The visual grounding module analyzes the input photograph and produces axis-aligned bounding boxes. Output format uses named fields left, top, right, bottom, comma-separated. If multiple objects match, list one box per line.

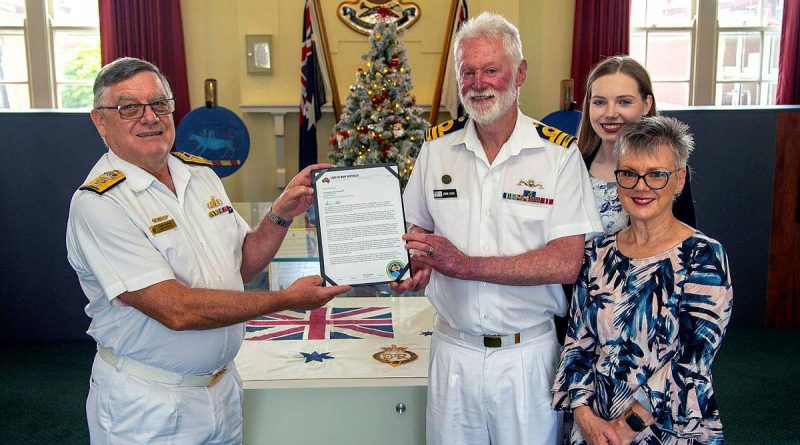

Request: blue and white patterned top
left=552, top=232, right=733, bottom=445
left=590, top=175, right=629, bottom=236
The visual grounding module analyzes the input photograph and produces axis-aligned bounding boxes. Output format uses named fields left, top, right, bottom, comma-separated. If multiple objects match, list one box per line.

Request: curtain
left=570, top=0, right=631, bottom=110
left=98, top=0, right=190, bottom=124
left=776, top=0, right=799, bottom=104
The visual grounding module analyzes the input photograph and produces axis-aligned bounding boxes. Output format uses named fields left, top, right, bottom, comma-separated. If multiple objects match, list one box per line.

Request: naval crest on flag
left=245, top=306, right=394, bottom=341
left=373, top=344, right=419, bottom=367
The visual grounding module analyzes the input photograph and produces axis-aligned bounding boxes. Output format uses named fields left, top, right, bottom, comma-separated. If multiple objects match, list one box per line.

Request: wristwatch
left=623, top=406, right=647, bottom=433
left=266, top=207, right=292, bottom=228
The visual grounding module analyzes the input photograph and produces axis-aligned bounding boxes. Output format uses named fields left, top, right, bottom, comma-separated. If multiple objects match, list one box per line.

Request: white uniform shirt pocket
left=208, top=212, right=243, bottom=261
left=498, top=200, right=551, bottom=255
left=148, top=225, right=205, bottom=285
left=429, top=198, right=470, bottom=247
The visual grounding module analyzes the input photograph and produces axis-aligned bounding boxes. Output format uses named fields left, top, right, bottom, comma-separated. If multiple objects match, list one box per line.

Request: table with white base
left=235, top=296, right=433, bottom=445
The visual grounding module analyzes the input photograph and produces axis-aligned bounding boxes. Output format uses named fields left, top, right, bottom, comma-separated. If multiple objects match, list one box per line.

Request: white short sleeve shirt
left=403, top=112, right=603, bottom=335
left=66, top=150, right=250, bottom=374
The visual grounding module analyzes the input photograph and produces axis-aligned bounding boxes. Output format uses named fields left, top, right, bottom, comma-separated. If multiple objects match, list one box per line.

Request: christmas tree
left=329, top=21, right=428, bottom=186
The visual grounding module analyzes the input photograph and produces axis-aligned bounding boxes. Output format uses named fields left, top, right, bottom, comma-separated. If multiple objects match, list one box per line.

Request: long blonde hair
left=577, top=56, right=658, bottom=158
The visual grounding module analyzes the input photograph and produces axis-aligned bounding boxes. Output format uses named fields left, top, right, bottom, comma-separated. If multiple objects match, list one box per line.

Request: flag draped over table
left=245, top=306, right=394, bottom=341
left=441, top=0, right=469, bottom=118
left=235, top=296, right=433, bottom=381
left=299, top=0, right=328, bottom=169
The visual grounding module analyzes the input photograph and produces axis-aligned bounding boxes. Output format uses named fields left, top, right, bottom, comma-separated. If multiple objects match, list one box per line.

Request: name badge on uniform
left=433, top=189, right=458, bottom=199
left=150, top=219, right=177, bottom=235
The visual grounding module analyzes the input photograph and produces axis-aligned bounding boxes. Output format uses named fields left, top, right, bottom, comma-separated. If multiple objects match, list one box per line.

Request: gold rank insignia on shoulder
left=171, top=151, right=213, bottom=166
left=79, top=170, right=126, bottom=195
left=372, top=344, right=419, bottom=367
left=532, top=121, right=575, bottom=148
left=149, top=219, right=177, bottom=235
left=425, top=116, right=468, bottom=141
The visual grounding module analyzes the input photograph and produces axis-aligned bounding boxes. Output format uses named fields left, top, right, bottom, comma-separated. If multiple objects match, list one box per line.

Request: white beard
left=460, top=83, right=519, bottom=126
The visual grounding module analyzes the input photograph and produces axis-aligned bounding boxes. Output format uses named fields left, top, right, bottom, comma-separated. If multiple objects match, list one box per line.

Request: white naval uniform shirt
left=66, top=150, right=250, bottom=375
left=403, top=112, right=603, bottom=336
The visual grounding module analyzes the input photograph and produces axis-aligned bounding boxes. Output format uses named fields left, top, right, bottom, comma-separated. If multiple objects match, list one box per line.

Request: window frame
left=2, top=0, right=99, bottom=109
left=0, top=3, right=32, bottom=107
left=631, top=0, right=783, bottom=106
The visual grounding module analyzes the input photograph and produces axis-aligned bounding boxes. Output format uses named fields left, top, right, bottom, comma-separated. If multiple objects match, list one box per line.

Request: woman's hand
left=574, top=406, right=622, bottom=445
left=610, top=417, right=639, bottom=445
left=610, top=402, right=654, bottom=445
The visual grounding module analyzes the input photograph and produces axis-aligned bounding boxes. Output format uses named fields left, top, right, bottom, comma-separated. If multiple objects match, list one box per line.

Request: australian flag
left=299, top=0, right=326, bottom=169
left=245, top=306, right=394, bottom=341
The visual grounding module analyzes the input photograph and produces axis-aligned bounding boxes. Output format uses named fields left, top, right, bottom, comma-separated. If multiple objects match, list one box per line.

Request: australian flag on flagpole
left=299, top=0, right=327, bottom=169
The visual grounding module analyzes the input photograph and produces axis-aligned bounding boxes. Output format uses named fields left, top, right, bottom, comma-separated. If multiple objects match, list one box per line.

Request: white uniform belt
left=98, top=346, right=227, bottom=387
left=434, top=317, right=553, bottom=348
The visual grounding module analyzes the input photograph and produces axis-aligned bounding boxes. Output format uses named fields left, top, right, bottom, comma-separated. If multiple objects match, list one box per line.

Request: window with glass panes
left=630, top=0, right=783, bottom=106
left=0, top=0, right=99, bottom=109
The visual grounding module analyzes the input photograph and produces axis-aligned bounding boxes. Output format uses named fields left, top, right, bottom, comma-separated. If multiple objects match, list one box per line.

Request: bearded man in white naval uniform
left=394, top=13, right=603, bottom=445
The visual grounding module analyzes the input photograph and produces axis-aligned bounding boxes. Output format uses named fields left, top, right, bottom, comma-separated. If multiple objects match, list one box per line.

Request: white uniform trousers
left=86, top=353, right=243, bottom=445
left=426, top=326, right=562, bottom=445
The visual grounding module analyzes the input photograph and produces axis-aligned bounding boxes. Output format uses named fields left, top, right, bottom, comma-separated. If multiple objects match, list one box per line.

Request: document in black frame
left=312, top=164, right=410, bottom=286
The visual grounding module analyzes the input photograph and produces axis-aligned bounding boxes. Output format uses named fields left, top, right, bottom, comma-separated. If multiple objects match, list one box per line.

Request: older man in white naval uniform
left=395, top=13, right=603, bottom=445
left=66, top=57, right=349, bottom=444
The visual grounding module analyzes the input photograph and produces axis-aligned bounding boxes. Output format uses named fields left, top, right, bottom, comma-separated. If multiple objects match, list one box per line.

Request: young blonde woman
left=577, top=56, right=695, bottom=235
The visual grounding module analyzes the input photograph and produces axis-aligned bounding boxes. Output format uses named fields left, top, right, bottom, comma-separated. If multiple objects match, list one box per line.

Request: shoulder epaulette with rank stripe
left=79, top=170, right=126, bottom=195
left=171, top=151, right=212, bottom=166
left=425, top=116, right=468, bottom=141
left=532, top=122, right=575, bottom=148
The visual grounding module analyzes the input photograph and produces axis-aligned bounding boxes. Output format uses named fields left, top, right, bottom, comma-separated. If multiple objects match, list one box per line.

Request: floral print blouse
left=590, top=175, right=629, bottom=236
left=552, top=232, right=733, bottom=445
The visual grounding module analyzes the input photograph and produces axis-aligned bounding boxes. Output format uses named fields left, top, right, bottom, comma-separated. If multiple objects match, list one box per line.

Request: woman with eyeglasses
left=577, top=56, right=695, bottom=236
left=551, top=116, right=733, bottom=445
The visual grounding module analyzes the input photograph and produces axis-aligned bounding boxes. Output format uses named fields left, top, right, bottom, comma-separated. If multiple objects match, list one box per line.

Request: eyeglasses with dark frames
left=614, top=169, right=682, bottom=190
left=95, top=98, right=176, bottom=120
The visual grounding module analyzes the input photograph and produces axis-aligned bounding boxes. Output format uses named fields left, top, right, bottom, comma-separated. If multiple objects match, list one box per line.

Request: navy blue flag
left=300, top=0, right=326, bottom=169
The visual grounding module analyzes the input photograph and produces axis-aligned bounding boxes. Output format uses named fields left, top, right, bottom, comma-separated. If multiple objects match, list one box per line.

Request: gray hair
left=614, top=116, right=694, bottom=169
left=453, top=12, right=523, bottom=70
left=93, top=57, right=173, bottom=107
